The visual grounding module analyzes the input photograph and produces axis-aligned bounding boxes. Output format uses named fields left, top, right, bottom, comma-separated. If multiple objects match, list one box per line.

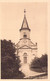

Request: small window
left=23, top=34, right=27, bottom=38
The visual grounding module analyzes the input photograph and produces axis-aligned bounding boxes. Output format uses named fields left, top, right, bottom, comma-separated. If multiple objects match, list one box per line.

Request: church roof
left=20, top=10, right=30, bottom=31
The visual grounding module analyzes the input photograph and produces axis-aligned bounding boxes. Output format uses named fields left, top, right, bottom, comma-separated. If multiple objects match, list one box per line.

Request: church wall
left=18, top=48, right=37, bottom=65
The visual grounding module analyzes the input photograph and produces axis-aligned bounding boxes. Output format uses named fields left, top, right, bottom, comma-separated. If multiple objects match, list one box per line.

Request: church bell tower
left=19, top=9, right=31, bottom=40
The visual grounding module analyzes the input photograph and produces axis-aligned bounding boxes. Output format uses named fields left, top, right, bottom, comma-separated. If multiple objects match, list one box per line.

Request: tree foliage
left=1, top=39, right=25, bottom=79
left=1, top=40, right=16, bottom=58
left=30, top=54, right=48, bottom=69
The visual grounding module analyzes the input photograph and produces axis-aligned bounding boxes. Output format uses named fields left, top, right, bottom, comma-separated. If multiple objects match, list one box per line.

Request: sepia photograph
left=0, top=1, right=48, bottom=79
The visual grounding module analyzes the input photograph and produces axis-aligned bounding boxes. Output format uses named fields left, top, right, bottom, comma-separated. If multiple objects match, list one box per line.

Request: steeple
left=20, top=9, right=30, bottom=31
left=20, top=10, right=31, bottom=39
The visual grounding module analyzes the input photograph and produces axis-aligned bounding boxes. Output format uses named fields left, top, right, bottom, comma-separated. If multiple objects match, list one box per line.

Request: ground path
left=19, top=64, right=46, bottom=78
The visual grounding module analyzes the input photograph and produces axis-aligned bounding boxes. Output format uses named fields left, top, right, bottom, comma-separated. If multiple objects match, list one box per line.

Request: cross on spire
left=24, top=9, right=26, bottom=14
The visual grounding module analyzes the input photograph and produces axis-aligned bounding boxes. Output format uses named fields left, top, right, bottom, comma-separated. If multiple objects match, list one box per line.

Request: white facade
left=16, top=12, right=37, bottom=73
left=19, top=48, right=37, bottom=64
left=16, top=39, right=37, bottom=65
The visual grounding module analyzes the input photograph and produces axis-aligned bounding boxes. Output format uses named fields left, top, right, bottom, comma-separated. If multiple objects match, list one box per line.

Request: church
left=16, top=10, right=37, bottom=73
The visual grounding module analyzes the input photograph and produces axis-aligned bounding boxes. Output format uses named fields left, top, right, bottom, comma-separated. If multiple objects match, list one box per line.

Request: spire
left=20, top=9, right=30, bottom=31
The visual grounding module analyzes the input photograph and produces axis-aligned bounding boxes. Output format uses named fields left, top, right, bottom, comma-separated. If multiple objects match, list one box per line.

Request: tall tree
left=1, top=39, right=24, bottom=79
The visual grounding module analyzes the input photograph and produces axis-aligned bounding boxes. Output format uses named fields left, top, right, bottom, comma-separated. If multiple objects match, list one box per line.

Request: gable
left=16, top=39, right=37, bottom=49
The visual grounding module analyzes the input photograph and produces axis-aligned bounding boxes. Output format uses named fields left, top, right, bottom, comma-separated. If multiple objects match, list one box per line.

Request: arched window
left=23, top=32, right=27, bottom=38
left=24, top=53, right=27, bottom=56
left=23, top=53, right=27, bottom=63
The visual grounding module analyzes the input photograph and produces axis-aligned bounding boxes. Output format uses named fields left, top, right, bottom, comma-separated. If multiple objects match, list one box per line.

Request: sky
left=0, top=2, right=47, bottom=57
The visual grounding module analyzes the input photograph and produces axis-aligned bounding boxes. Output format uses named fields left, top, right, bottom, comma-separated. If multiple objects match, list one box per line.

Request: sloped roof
left=21, top=15, right=29, bottom=29
left=20, top=13, right=30, bottom=31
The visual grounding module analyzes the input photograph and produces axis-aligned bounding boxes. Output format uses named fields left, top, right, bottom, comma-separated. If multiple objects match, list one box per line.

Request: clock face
left=24, top=40, right=27, bottom=43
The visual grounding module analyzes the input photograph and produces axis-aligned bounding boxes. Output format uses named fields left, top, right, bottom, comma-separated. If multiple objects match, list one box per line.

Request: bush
left=30, top=54, right=48, bottom=72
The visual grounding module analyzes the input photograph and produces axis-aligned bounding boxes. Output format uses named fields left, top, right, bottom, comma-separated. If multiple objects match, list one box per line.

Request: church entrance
left=23, top=53, right=27, bottom=63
